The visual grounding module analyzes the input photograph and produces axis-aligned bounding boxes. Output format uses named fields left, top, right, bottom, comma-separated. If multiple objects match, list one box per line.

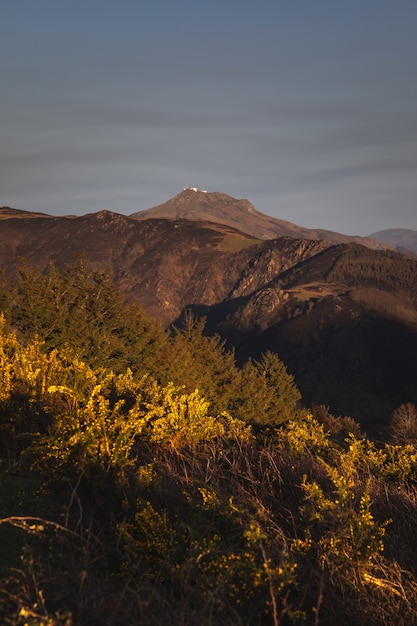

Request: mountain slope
left=193, top=243, right=417, bottom=433
left=0, top=206, right=53, bottom=220
left=1, top=202, right=416, bottom=430
left=131, top=188, right=389, bottom=249
left=370, top=228, right=417, bottom=254
left=0, top=209, right=262, bottom=323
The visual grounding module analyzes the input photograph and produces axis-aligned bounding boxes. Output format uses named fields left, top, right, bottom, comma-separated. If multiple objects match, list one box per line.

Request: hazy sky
left=2, top=1, right=417, bottom=235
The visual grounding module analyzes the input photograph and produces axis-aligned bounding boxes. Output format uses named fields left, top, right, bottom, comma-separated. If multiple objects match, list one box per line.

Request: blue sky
left=1, top=0, right=416, bottom=235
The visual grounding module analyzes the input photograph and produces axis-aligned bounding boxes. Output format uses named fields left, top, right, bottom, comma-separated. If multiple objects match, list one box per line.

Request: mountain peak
left=130, top=190, right=390, bottom=249
left=130, top=188, right=258, bottom=231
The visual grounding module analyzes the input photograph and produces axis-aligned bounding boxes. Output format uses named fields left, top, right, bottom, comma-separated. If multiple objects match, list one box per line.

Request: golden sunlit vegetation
left=1, top=261, right=417, bottom=625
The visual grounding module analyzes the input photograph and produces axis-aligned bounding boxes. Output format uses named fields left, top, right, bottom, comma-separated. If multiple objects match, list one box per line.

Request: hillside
left=195, top=243, right=417, bottom=433
left=131, top=188, right=389, bottom=250
left=370, top=228, right=417, bottom=254
left=0, top=209, right=261, bottom=323
left=2, top=298, right=417, bottom=625
left=0, top=206, right=53, bottom=220
left=0, top=203, right=416, bottom=430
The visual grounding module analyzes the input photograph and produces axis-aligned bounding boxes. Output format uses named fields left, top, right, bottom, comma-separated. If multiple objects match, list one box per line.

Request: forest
left=1, top=259, right=417, bottom=625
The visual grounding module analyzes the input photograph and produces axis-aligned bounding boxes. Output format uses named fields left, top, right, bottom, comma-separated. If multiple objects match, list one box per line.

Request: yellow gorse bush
left=0, top=315, right=61, bottom=404
left=275, top=414, right=329, bottom=455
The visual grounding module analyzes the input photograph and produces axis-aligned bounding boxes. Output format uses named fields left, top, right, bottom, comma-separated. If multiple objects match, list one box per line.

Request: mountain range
left=1, top=189, right=417, bottom=433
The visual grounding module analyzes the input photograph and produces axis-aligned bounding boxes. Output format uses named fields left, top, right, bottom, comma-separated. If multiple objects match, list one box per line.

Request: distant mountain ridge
left=2, top=190, right=410, bottom=252
left=2, top=191, right=415, bottom=255
left=370, top=228, right=417, bottom=255
left=130, top=188, right=390, bottom=250
left=0, top=206, right=53, bottom=220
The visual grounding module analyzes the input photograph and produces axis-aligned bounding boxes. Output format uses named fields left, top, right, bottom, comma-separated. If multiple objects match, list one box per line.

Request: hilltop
left=131, top=188, right=389, bottom=250
left=370, top=228, right=417, bottom=255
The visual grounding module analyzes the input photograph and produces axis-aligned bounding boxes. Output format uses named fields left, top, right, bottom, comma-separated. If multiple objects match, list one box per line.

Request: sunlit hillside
left=1, top=262, right=417, bottom=625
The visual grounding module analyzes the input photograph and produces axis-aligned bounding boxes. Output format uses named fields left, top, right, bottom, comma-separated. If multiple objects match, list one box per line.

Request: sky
left=1, top=0, right=417, bottom=236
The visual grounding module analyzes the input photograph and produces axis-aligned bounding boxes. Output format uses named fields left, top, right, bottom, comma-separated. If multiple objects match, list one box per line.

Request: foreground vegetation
left=1, top=262, right=417, bottom=625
